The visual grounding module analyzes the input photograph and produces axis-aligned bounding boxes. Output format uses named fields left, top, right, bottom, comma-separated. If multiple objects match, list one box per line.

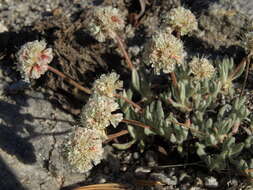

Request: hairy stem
left=122, top=119, right=151, bottom=129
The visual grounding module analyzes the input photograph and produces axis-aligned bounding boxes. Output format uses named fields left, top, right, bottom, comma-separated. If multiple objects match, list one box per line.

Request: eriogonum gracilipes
left=144, top=29, right=185, bottom=75
left=16, top=40, right=91, bottom=94
left=189, top=57, right=215, bottom=80
left=67, top=127, right=104, bottom=173
left=92, top=72, right=123, bottom=98
left=80, top=94, right=123, bottom=131
left=88, top=6, right=125, bottom=43
left=16, top=40, right=53, bottom=82
left=87, top=6, right=134, bottom=70
left=16, top=44, right=140, bottom=111
left=92, top=72, right=142, bottom=111
left=165, top=7, right=198, bottom=37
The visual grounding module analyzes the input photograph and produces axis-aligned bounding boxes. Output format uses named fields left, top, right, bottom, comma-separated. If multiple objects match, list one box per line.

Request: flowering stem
left=47, top=65, right=92, bottom=95
left=48, top=66, right=141, bottom=111
left=113, top=93, right=142, bottom=112
left=109, top=30, right=135, bottom=70
left=105, top=130, right=129, bottom=143
left=170, top=72, right=178, bottom=89
left=122, top=119, right=151, bottom=129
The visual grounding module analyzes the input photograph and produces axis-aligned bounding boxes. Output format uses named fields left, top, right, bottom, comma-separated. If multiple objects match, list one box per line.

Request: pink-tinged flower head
left=17, top=40, right=53, bottom=81
left=165, top=7, right=198, bottom=36
left=87, top=6, right=125, bottom=42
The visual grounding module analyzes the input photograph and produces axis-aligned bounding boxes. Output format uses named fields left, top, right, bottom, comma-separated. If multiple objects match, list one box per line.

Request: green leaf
left=206, top=134, right=218, bottom=146
left=112, top=140, right=136, bottom=150
left=155, top=100, right=164, bottom=120
left=131, top=68, right=141, bottom=92
left=206, top=118, right=213, bottom=129
left=179, top=83, right=186, bottom=104
left=196, top=143, right=206, bottom=157
left=231, top=60, right=246, bottom=80
left=223, top=137, right=235, bottom=149
left=228, top=143, right=244, bottom=157
left=245, top=136, right=253, bottom=149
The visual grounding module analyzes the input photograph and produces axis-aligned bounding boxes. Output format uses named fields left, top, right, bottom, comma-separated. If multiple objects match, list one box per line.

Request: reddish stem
left=109, top=30, right=135, bottom=70
left=105, top=130, right=129, bottom=143
left=48, top=66, right=141, bottom=112
left=114, top=93, right=142, bottom=112
left=48, top=65, right=92, bottom=95
left=170, top=72, right=178, bottom=89
left=122, top=119, right=151, bottom=129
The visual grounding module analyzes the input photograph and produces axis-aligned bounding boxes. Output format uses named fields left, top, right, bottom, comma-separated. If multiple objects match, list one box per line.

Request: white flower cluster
left=80, top=94, right=123, bottom=131
left=68, top=73, right=123, bottom=173
left=67, top=128, right=104, bottom=173
left=165, top=7, right=198, bottom=36
left=16, top=40, right=53, bottom=81
left=92, top=72, right=123, bottom=98
left=189, top=57, right=215, bottom=80
left=87, top=6, right=125, bottom=42
left=145, top=29, right=185, bottom=74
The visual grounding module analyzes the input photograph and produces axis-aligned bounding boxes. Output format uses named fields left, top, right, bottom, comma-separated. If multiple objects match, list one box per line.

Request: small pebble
left=135, top=167, right=151, bottom=175
left=150, top=172, right=178, bottom=186
left=120, top=165, right=127, bottom=172
left=123, top=153, right=132, bottom=163
left=133, top=152, right=139, bottom=159
left=145, top=150, right=157, bottom=167
left=204, top=176, right=219, bottom=188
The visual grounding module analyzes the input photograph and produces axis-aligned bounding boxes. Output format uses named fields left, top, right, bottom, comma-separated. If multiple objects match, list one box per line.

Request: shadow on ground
left=0, top=156, right=27, bottom=190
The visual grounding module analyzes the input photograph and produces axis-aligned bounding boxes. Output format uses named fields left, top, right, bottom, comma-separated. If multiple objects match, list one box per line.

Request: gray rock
left=197, top=0, right=253, bottom=49
left=0, top=90, right=86, bottom=190
left=232, top=0, right=253, bottom=20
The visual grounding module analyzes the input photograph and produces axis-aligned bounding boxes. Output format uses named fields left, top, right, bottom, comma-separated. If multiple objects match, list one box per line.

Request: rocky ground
left=0, top=0, right=253, bottom=189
